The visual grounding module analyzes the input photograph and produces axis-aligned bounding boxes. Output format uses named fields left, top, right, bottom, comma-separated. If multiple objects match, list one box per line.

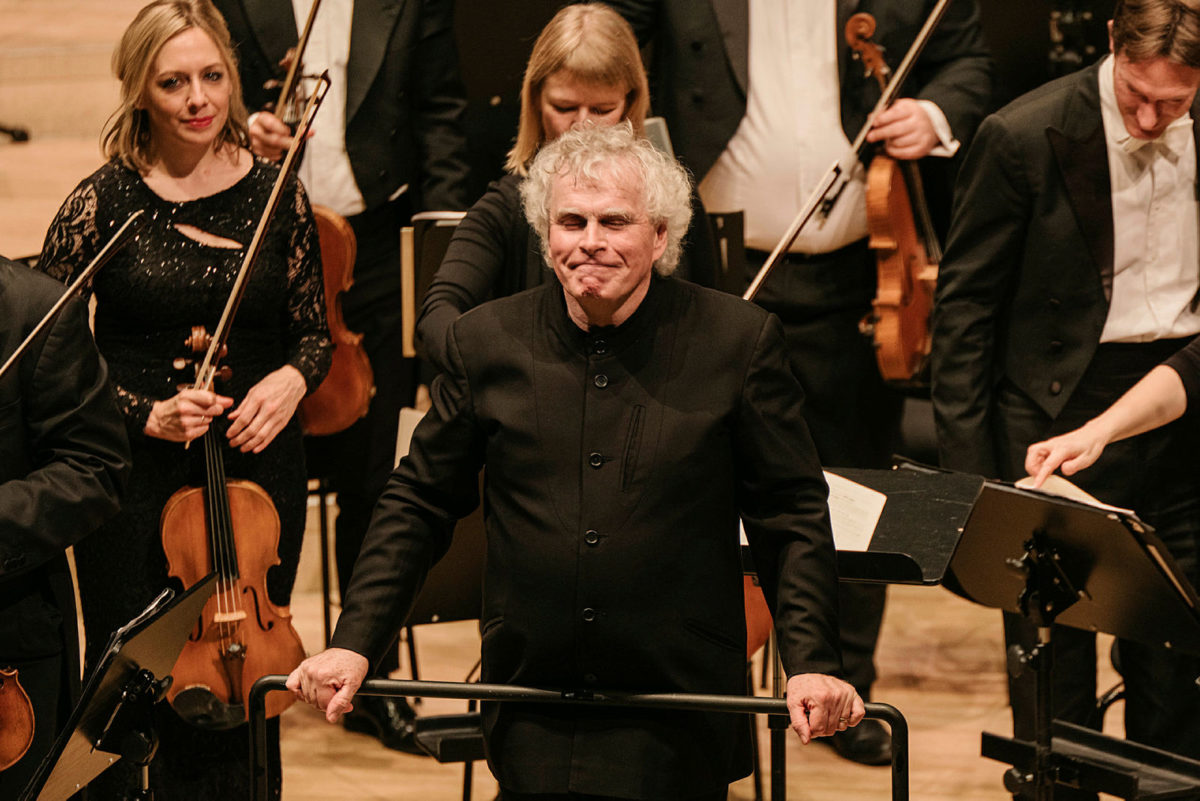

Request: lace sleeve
left=38, top=180, right=101, bottom=290
left=284, top=175, right=332, bottom=392
left=38, top=174, right=157, bottom=433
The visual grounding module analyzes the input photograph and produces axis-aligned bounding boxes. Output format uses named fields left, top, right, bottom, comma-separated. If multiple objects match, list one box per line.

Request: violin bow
left=274, top=0, right=324, bottom=122
left=0, top=209, right=146, bottom=382
left=743, top=0, right=953, bottom=302
left=191, top=72, right=332, bottom=395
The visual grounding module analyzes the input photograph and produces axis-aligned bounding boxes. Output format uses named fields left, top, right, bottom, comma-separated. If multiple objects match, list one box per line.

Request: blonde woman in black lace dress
left=37, top=1, right=330, bottom=797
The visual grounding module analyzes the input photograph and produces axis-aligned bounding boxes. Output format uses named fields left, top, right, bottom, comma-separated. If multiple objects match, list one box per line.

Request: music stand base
left=983, top=721, right=1200, bottom=800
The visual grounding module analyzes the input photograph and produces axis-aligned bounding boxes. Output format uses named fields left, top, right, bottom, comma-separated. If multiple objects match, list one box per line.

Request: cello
left=846, top=13, right=942, bottom=383
left=160, top=76, right=330, bottom=728
left=297, top=206, right=374, bottom=436
left=259, top=0, right=375, bottom=436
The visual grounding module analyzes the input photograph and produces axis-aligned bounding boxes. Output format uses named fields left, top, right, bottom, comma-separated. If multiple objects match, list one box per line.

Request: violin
left=159, top=77, right=330, bottom=727
left=0, top=667, right=34, bottom=771
left=846, top=13, right=941, bottom=383
left=161, top=328, right=305, bottom=727
left=265, top=0, right=323, bottom=127
left=297, top=206, right=374, bottom=436
left=743, top=0, right=953, bottom=364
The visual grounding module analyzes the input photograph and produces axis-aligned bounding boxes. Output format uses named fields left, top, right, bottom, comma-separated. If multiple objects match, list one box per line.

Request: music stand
left=947, top=481, right=1200, bottom=800
left=750, top=461, right=983, bottom=799
left=19, top=574, right=216, bottom=801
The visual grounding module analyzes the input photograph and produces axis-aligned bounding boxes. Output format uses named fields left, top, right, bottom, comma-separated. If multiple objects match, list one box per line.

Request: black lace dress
left=39, top=156, right=330, bottom=799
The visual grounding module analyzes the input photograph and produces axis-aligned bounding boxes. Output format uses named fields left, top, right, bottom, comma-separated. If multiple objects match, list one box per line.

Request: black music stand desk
left=20, top=574, right=216, bottom=801
left=947, top=480, right=1200, bottom=800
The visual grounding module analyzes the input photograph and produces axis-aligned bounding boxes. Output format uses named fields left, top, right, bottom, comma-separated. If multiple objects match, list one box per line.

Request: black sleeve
left=736, top=314, right=842, bottom=678
left=411, top=0, right=473, bottom=211
left=1165, top=336, right=1200, bottom=410
left=930, top=112, right=1030, bottom=478
left=416, top=178, right=527, bottom=374
left=0, top=293, right=129, bottom=579
left=329, top=320, right=485, bottom=665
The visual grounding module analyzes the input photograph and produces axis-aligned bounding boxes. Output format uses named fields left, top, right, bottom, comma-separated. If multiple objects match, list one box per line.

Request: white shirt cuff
left=915, top=99, right=960, bottom=158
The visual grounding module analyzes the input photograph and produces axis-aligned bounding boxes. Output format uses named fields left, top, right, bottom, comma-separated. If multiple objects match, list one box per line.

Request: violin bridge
left=213, top=610, right=247, bottom=624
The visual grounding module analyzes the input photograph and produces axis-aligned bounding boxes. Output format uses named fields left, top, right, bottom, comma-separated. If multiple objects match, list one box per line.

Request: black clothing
left=216, top=0, right=471, bottom=217
left=37, top=157, right=330, bottom=799
left=0, top=259, right=129, bottom=798
left=933, top=61, right=1200, bottom=761
left=612, top=0, right=994, bottom=704
left=416, top=173, right=719, bottom=376
left=333, top=277, right=841, bottom=799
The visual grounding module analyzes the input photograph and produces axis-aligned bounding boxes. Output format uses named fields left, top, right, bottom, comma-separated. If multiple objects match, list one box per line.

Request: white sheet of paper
left=737, top=471, right=886, bottom=551
left=822, top=471, right=886, bottom=551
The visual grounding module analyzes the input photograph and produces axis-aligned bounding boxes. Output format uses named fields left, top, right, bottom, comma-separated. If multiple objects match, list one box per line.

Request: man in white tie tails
left=932, top=0, right=1200, bottom=785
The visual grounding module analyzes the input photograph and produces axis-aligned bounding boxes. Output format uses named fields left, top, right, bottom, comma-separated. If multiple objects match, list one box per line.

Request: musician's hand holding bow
left=287, top=647, right=369, bottom=724
left=247, top=110, right=293, bottom=162
left=866, top=98, right=939, bottom=160
left=145, top=388, right=233, bottom=443
left=786, top=673, right=865, bottom=744
left=226, top=365, right=307, bottom=453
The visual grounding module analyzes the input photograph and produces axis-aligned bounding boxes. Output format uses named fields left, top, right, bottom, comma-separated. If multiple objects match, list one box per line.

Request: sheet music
left=738, top=470, right=886, bottom=551
left=823, top=471, right=886, bottom=551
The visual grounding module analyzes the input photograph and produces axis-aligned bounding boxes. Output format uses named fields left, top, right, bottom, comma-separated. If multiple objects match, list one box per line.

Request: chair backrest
left=401, top=211, right=467, bottom=358
left=707, top=211, right=748, bottom=296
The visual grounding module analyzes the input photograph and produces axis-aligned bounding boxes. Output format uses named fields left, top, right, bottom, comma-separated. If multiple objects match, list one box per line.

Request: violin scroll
left=845, top=12, right=890, bottom=83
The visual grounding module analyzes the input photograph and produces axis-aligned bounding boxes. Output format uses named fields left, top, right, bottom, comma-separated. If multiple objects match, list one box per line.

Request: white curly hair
left=520, top=121, right=693, bottom=276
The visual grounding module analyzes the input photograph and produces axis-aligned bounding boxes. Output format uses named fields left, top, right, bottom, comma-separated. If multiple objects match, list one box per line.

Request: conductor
left=288, top=123, right=862, bottom=800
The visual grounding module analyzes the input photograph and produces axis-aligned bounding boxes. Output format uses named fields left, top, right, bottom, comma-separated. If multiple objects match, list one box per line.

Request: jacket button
left=584, top=529, right=600, bottom=546
left=1048, top=297, right=1061, bottom=310
left=588, top=452, right=603, bottom=468
left=582, top=607, right=597, bottom=622
left=1049, top=381, right=1063, bottom=395
left=593, top=338, right=608, bottom=355
left=1049, top=340, right=1063, bottom=353
left=690, top=39, right=703, bottom=52
left=594, top=374, right=609, bottom=389
left=691, top=89, right=705, bottom=103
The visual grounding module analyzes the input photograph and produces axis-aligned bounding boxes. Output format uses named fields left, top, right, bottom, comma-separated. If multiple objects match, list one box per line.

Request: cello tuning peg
left=173, top=357, right=190, bottom=371
left=215, top=365, right=233, bottom=382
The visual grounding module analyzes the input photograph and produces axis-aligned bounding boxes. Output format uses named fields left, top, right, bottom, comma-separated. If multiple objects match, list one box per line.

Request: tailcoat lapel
left=241, top=0, right=299, bottom=73
left=346, top=0, right=404, bottom=125
left=710, top=0, right=749, bottom=96
left=1045, top=67, right=1114, bottom=302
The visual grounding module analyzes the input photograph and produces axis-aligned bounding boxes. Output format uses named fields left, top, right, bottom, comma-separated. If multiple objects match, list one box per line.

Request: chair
left=401, top=210, right=468, bottom=358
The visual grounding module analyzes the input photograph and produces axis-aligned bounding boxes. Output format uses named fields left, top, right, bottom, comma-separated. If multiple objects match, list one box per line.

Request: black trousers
left=994, top=338, right=1200, bottom=760
left=746, top=242, right=902, bottom=696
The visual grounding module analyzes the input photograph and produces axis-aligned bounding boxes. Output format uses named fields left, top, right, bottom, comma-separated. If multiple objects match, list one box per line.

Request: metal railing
left=248, top=676, right=908, bottom=800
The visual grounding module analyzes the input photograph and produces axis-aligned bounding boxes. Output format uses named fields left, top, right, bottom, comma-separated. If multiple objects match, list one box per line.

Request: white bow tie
left=1120, top=121, right=1193, bottom=158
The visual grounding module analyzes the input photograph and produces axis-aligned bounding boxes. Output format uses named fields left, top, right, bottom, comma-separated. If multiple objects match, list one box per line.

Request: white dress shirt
left=1098, top=54, right=1200, bottom=343
left=290, top=0, right=367, bottom=216
left=698, top=0, right=957, bottom=254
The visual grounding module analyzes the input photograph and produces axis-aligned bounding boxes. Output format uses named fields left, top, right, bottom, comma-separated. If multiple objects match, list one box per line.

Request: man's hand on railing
left=286, top=647, right=370, bottom=723
left=785, top=673, right=866, bottom=745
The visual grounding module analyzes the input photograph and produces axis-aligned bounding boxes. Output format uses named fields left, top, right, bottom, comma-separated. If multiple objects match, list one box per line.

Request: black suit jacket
left=931, top=60, right=1200, bottom=477
left=0, top=259, right=129, bottom=698
left=610, top=0, right=992, bottom=181
left=215, top=0, right=471, bottom=212
left=331, top=277, right=841, bottom=798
